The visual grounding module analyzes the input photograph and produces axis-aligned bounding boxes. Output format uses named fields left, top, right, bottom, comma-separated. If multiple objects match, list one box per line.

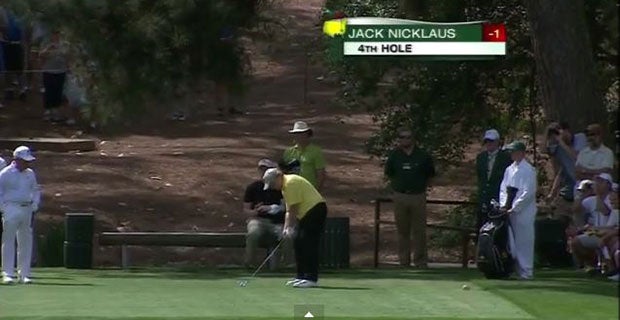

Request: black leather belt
left=8, top=202, right=32, bottom=207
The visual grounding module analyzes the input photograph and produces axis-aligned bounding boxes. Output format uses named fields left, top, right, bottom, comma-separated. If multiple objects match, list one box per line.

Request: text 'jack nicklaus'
left=346, top=28, right=457, bottom=39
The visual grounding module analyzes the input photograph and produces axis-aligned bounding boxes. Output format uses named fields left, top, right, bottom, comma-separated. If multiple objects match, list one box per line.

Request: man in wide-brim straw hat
left=282, top=121, right=326, bottom=191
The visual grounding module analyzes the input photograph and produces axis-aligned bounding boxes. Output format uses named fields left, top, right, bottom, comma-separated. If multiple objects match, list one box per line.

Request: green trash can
left=320, top=217, right=350, bottom=269
left=535, top=218, right=573, bottom=268
left=63, top=241, right=92, bottom=269
left=64, top=213, right=94, bottom=269
left=65, top=213, right=94, bottom=243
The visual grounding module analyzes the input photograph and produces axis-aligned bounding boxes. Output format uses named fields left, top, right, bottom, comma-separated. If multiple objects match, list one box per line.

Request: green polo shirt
left=283, top=143, right=326, bottom=188
left=384, top=147, right=435, bottom=194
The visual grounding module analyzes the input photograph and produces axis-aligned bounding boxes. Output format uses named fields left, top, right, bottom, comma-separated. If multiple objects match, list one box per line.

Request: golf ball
left=462, top=284, right=470, bottom=290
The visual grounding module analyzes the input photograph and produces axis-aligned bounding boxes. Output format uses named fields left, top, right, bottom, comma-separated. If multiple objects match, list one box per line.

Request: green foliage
left=429, top=193, right=478, bottom=248
left=324, top=0, right=535, bottom=164
left=5, top=0, right=263, bottom=124
left=37, top=222, right=65, bottom=267
left=324, top=0, right=616, bottom=166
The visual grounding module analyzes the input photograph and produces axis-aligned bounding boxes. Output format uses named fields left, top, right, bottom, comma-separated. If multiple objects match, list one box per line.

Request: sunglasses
left=586, top=132, right=598, bottom=137
left=398, top=135, right=411, bottom=139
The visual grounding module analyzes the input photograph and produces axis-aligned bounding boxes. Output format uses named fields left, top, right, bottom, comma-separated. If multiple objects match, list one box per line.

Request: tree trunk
left=399, top=0, right=426, bottom=19
left=524, top=0, right=605, bottom=132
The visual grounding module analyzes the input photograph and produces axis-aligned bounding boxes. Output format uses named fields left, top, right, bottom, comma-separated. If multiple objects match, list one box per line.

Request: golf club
left=238, top=238, right=284, bottom=287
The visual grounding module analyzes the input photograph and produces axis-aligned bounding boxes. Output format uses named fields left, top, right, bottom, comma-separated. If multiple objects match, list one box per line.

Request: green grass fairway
left=0, top=268, right=617, bottom=320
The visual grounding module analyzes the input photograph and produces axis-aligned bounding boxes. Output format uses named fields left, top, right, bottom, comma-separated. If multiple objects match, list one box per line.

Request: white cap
left=13, top=146, right=35, bottom=161
left=257, top=158, right=277, bottom=168
left=262, top=168, right=282, bottom=190
left=577, top=179, right=594, bottom=191
left=595, top=173, right=613, bottom=185
left=577, top=179, right=593, bottom=190
left=483, top=129, right=500, bottom=141
left=289, top=121, right=311, bottom=133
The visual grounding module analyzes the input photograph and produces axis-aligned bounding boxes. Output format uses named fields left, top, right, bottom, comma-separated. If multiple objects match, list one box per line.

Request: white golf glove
left=266, top=204, right=281, bottom=215
left=282, top=226, right=295, bottom=239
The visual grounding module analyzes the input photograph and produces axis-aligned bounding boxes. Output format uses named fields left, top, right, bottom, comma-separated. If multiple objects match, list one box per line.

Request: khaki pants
left=393, top=192, right=427, bottom=267
left=245, top=218, right=292, bottom=267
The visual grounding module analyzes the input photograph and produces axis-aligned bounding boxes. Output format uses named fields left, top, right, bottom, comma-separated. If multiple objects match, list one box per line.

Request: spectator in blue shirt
left=545, top=121, right=587, bottom=204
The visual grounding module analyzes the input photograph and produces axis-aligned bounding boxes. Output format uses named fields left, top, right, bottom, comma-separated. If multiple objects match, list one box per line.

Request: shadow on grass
left=317, top=285, right=371, bottom=290
left=478, top=270, right=619, bottom=298
left=40, top=268, right=618, bottom=299
left=84, top=267, right=475, bottom=282
left=31, top=276, right=73, bottom=281
left=33, top=282, right=96, bottom=287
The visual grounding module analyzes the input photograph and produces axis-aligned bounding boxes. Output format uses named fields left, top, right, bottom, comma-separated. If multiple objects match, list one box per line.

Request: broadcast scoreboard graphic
left=323, top=17, right=506, bottom=59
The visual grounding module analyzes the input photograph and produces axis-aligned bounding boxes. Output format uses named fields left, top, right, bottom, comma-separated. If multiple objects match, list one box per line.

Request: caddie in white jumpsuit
left=500, top=141, right=537, bottom=280
left=1, top=146, right=41, bottom=285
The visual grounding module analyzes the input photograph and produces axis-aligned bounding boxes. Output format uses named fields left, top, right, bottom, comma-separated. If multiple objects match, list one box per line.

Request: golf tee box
left=323, top=17, right=506, bottom=60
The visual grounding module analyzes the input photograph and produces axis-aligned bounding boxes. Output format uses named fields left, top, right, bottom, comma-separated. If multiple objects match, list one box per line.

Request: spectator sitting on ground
left=575, top=124, right=614, bottom=182
left=570, top=179, right=595, bottom=229
left=600, top=184, right=619, bottom=281
left=569, top=173, right=615, bottom=274
left=243, top=158, right=288, bottom=268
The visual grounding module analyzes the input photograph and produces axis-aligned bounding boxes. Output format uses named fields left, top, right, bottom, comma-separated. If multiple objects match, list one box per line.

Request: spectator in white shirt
left=1, top=146, right=41, bottom=285
left=569, top=173, right=614, bottom=273
left=575, top=124, right=614, bottom=181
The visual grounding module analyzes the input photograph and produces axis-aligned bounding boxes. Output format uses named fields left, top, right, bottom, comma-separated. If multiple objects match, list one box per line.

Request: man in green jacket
left=475, top=129, right=512, bottom=230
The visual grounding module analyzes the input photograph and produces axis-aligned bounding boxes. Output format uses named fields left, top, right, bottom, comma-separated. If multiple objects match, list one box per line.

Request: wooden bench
left=373, top=197, right=478, bottom=268
left=98, top=232, right=277, bottom=269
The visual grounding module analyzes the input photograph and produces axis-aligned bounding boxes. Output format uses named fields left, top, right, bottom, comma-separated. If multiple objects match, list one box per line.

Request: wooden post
left=121, top=245, right=130, bottom=269
left=373, top=199, right=381, bottom=268
left=461, top=231, right=469, bottom=269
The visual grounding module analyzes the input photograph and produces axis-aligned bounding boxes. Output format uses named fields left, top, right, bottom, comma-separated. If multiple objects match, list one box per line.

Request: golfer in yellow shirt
left=263, top=168, right=327, bottom=288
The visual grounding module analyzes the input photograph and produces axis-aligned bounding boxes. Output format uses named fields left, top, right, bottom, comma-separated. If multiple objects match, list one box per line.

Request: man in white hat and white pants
left=1, top=146, right=41, bottom=284
left=500, top=141, right=537, bottom=280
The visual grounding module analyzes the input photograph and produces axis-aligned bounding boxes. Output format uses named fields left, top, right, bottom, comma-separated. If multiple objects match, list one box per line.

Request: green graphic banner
left=344, top=24, right=481, bottom=42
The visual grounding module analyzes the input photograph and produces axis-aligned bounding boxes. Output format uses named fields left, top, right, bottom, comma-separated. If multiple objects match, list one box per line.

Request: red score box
left=482, top=23, right=506, bottom=42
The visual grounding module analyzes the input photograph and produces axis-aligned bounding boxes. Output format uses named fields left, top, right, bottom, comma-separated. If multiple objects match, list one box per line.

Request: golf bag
left=476, top=187, right=518, bottom=279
